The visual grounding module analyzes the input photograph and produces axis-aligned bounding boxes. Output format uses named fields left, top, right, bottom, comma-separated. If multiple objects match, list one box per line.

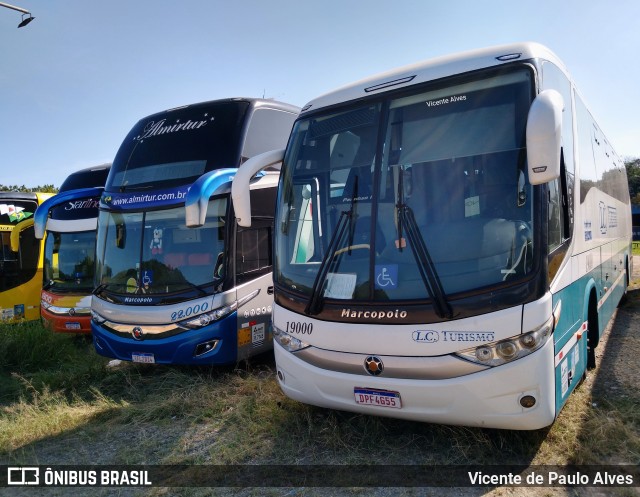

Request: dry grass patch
left=0, top=378, right=123, bottom=453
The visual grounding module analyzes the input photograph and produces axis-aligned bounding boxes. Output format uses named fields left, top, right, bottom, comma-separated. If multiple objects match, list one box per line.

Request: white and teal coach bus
left=234, top=43, right=632, bottom=429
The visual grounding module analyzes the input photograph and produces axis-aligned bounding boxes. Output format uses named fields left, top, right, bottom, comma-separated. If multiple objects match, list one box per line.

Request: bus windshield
left=1, top=197, right=39, bottom=293
left=107, top=101, right=250, bottom=191
left=275, top=67, right=535, bottom=304
left=95, top=198, right=227, bottom=299
left=44, top=231, right=97, bottom=293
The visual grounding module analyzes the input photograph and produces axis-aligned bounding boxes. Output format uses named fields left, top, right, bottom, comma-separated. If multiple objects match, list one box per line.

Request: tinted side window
left=236, top=222, right=272, bottom=284
left=542, top=62, right=574, bottom=236
left=236, top=187, right=276, bottom=284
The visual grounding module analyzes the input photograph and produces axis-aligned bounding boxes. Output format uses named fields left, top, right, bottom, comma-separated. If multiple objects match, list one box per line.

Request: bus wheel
left=618, top=257, right=629, bottom=307
left=586, top=292, right=598, bottom=370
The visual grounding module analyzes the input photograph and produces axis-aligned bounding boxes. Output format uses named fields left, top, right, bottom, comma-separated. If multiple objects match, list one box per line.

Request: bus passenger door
left=4, top=220, right=42, bottom=320
left=235, top=221, right=274, bottom=361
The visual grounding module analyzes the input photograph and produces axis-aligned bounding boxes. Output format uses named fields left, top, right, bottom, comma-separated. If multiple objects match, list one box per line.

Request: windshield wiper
left=180, top=280, right=212, bottom=297
left=45, top=282, right=91, bottom=294
left=346, top=175, right=358, bottom=255
left=395, top=166, right=406, bottom=251
left=304, top=210, right=350, bottom=316
left=395, top=167, right=453, bottom=319
left=119, top=184, right=153, bottom=193
left=401, top=207, right=453, bottom=318
left=92, top=282, right=110, bottom=296
left=304, top=174, right=361, bottom=316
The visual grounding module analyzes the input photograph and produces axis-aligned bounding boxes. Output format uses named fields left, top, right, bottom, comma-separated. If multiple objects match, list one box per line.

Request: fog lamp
left=520, top=395, right=536, bottom=408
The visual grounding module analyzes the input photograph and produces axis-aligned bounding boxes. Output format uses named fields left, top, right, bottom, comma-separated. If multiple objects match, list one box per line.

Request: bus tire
left=586, top=291, right=598, bottom=370
left=618, top=257, right=629, bottom=307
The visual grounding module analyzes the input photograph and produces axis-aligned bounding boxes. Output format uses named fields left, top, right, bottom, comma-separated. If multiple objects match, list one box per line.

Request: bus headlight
left=456, top=314, right=554, bottom=367
left=91, top=310, right=106, bottom=324
left=179, top=302, right=237, bottom=330
left=273, top=325, right=310, bottom=352
left=180, top=289, right=261, bottom=330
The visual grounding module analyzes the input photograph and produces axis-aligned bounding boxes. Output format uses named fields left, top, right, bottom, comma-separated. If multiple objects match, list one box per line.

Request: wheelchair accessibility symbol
left=375, top=264, right=398, bottom=289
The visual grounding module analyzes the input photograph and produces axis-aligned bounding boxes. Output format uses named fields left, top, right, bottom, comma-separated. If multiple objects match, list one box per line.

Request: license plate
left=354, top=387, right=401, bottom=409
left=132, top=352, right=155, bottom=364
left=65, top=322, right=81, bottom=330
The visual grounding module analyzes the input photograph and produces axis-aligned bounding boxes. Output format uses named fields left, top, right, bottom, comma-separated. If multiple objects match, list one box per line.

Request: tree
left=625, top=157, right=640, bottom=204
left=0, top=184, right=58, bottom=193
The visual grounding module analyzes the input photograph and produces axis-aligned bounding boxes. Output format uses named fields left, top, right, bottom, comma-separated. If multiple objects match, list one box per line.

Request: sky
left=1, top=0, right=639, bottom=188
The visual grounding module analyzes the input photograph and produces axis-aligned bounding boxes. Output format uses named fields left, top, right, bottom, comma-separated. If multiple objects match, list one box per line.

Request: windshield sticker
left=342, top=195, right=372, bottom=203
left=135, top=114, right=214, bottom=142
left=102, top=185, right=189, bottom=211
left=464, top=196, right=480, bottom=217
left=0, top=204, right=33, bottom=223
left=375, top=264, right=398, bottom=290
left=150, top=228, right=163, bottom=255
left=425, top=94, right=467, bottom=107
left=141, top=270, right=153, bottom=289
left=324, top=273, right=357, bottom=299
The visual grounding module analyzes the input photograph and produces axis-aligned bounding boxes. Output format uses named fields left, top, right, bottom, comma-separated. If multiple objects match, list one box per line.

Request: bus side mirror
left=10, top=219, right=34, bottom=252
left=232, top=148, right=285, bottom=227
left=526, top=89, right=563, bottom=185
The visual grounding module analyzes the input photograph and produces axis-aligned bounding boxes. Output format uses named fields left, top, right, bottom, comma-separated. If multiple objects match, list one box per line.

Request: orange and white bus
left=34, top=164, right=110, bottom=333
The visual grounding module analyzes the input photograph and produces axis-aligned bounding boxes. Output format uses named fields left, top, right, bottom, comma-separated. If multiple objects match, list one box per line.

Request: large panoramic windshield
left=44, top=231, right=97, bottom=293
left=95, top=198, right=227, bottom=298
left=275, top=67, right=534, bottom=303
left=107, top=101, right=250, bottom=191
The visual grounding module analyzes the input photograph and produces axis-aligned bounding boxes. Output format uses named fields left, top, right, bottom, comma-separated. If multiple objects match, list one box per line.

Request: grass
left=1, top=292, right=639, bottom=493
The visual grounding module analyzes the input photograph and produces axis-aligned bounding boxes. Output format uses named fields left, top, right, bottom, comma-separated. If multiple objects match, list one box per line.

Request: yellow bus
left=0, top=192, right=55, bottom=321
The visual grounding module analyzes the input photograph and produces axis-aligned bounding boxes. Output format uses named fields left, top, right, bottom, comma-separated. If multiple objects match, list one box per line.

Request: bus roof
left=148, top=97, right=300, bottom=122
left=0, top=191, right=53, bottom=203
left=59, top=163, right=111, bottom=192
left=0, top=191, right=38, bottom=201
left=301, top=42, right=568, bottom=114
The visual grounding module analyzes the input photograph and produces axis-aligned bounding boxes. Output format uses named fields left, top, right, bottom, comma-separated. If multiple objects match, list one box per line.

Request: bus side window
left=548, top=178, right=564, bottom=253
left=236, top=224, right=272, bottom=285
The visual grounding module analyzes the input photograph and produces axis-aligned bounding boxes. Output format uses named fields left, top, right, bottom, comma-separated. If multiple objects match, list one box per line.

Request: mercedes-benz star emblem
left=364, top=356, right=384, bottom=376
left=132, top=326, right=144, bottom=341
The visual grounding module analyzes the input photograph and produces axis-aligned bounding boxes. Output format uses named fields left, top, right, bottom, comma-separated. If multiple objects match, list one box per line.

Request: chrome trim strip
left=102, top=320, right=182, bottom=335
left=293, top=347, right=489, bottom=380
left=44, top=305, right=91, bottom=316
